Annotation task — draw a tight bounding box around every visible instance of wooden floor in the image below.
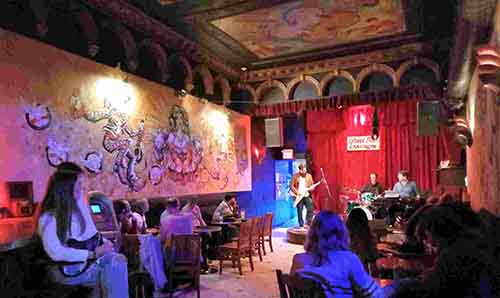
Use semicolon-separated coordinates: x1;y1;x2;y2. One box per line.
171;227;304;298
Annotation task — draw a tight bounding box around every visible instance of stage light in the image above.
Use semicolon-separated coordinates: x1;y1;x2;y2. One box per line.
95;78;136;115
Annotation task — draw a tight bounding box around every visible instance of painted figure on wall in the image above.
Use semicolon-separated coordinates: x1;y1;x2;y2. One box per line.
72;91;147;192
24;103;52;130
46;138;69;167
153;105;203;183
83;151;103;174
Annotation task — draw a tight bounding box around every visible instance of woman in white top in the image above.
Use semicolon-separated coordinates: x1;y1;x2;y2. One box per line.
290;211;399;298
37;162;129;298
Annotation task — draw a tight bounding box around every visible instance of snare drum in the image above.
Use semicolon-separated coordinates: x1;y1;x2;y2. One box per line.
349;206;374;221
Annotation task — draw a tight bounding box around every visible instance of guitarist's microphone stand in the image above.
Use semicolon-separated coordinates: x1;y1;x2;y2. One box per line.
320;168;333;209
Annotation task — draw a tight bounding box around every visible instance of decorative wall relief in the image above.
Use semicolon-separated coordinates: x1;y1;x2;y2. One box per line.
0;30;251;201
153;105;203;183
46;139;69;167
24;103;52;130
83;151;103;174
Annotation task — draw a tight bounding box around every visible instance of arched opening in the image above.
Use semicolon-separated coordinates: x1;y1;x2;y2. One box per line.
291;81;317;100
210;82;224;105
400;65;438;86
166;56;188;91
192;72;206;99
261;87;286;104
46;8;88;58
137;47;162;83
359;72;394;92
229;88;253;114
324;76;354;96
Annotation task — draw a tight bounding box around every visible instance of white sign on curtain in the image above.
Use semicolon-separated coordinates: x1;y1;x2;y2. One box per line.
346;136;380;151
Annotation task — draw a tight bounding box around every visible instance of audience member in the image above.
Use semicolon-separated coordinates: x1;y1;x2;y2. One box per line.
131;198;150;234
182;197;207;227
345;208;380;267
290;211;400;298
114;199;138;234
37;162;128;298
412;206;499;297
212;194;238;222
159;197;193;245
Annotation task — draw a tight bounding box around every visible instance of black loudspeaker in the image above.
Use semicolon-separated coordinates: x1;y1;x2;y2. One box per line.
264;117;284;148
417;101;440;136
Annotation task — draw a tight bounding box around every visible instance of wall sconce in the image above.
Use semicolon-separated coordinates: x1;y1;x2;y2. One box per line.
254;147;265;164
176;89;188;98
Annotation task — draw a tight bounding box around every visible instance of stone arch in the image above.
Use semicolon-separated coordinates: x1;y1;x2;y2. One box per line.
356;63;396;91
101;20;138;72
138;39;168;83
319;70;357;94
256;80;288;102
234;83;257;103
214;75;231;105
396;58;441;86
286;75;321;99
193;64;214;95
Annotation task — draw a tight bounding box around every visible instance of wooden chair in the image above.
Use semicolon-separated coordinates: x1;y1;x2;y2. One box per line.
122;234;154;298
262;213;274;254
166;234;201;298
251;217;265;262
218;220;254;275
275;270;326;298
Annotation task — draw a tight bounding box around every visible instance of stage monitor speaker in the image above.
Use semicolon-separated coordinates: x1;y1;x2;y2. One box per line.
417;101;440;136
265;117;283;148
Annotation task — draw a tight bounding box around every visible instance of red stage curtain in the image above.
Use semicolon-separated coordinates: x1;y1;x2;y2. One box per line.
306;100;459;213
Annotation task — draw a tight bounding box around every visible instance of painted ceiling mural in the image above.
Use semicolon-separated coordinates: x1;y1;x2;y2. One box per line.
211;0;406;58
0;29;251;201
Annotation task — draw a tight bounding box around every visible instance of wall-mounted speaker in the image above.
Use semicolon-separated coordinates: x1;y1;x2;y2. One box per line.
417;101;440;136
264;117;283;148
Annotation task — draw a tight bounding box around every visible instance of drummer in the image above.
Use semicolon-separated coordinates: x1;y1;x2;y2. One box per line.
361;173;385;196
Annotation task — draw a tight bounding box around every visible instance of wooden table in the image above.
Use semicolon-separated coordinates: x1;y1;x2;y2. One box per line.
210;219;245;225
193;226;222;234
146;227;160;236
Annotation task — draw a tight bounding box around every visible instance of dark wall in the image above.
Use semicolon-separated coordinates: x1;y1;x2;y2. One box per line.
236;115;307;226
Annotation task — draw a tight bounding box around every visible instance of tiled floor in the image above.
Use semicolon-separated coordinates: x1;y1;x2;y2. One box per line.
174;227;304;298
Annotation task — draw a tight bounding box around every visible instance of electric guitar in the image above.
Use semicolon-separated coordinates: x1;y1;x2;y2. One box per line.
291;177;325;207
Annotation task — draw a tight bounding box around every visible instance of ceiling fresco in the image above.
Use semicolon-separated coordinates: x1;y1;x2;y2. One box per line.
211;0;406;58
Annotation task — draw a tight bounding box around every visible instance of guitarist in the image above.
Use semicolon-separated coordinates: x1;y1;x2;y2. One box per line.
290;164;323;228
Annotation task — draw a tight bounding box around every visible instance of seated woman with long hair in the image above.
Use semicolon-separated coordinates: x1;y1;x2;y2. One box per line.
37;162;129;298
290;211;397;298
345;208;380;268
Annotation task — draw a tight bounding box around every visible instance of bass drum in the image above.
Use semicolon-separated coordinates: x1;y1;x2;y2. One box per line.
348;206;373;221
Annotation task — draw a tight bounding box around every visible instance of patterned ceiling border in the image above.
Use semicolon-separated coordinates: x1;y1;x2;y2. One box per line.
244;42;431;83
81;0;198;58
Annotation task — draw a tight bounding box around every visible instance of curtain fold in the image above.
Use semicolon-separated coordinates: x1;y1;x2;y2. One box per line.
306;99;459;214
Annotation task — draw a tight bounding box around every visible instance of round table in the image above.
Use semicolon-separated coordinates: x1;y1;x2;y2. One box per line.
193;226;222;234
210;219;245;225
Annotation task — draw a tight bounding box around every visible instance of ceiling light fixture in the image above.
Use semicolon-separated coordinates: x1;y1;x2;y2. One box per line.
241;66;248;72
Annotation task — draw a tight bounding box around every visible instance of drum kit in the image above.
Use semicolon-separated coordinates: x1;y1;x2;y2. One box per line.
345;191;396;220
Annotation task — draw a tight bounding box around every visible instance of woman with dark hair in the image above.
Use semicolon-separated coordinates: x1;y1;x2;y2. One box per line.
290;211;394;298
37;162;129;298
345;208;380;268
414;206;498;297
114;199;138;234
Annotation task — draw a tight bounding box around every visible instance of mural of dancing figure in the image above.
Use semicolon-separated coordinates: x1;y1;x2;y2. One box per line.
73;91;147;191
153;105;203;183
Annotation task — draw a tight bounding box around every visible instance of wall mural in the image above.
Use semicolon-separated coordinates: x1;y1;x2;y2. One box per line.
0;29;251;201
211;0;406;58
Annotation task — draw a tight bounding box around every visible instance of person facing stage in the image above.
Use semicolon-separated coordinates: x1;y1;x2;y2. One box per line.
360;173;384;195
290;164;323;228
